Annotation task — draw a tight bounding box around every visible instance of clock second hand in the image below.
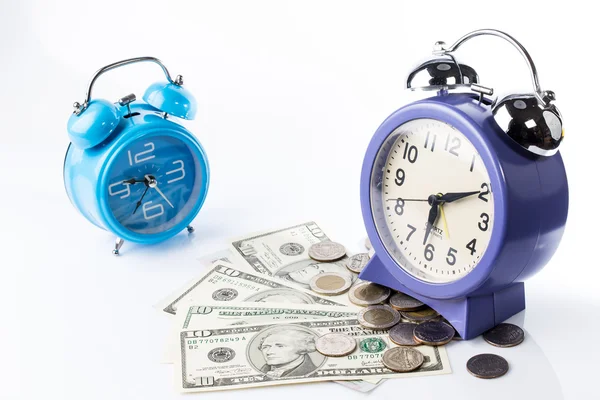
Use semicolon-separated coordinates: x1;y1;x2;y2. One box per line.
145;175;175;209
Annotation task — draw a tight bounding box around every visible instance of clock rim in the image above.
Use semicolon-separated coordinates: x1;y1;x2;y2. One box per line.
97;120;209;244
362;98;507;299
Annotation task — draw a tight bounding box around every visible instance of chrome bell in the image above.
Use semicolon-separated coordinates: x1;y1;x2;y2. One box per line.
492;92;563;157
406;58;479;91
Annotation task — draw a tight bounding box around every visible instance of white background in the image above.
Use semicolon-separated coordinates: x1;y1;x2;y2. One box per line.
1;1;598;399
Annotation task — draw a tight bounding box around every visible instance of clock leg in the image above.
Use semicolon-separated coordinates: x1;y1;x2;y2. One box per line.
113;238;124;255
186;225;195;234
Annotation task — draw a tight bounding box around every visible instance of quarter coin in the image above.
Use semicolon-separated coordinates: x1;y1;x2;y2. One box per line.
382;347;424;372
466;354;509;379
388;291;425;311
413;321;455;346
483;323;525;348
309;272;352;295
316;333;357;357
358;305;401;330
388;323;419;346
308;241;346;262
400;307;440;322
348;281;391;306
346;253;370;274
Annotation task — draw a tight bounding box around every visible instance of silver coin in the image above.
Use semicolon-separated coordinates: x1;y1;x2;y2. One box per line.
309;272;352;295
348;281;391;306
413;321;455;346
400;307;440;322
467;354;509;379
483;323;525;348
382;347;424;372
388;291;425;311
346;253;370;274
316;333;357;357
308;241;346;262
358;305;401;330
388;322;419;346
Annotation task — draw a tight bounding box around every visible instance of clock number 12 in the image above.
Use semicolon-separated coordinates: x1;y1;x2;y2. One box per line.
128;142;155;165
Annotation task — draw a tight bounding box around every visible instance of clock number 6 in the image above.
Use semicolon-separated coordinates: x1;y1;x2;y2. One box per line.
142;201;165;220
424;244;435;261
394;198;405;216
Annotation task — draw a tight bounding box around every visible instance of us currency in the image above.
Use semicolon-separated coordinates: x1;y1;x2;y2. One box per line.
158;261;346;316
177;318;451;392
229;222;355;287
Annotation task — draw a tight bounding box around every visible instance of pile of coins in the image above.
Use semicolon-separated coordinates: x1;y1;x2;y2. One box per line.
307;240;525;379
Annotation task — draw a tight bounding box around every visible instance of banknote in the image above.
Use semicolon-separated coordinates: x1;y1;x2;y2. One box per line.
229;222;356;291
177;302;358;330
163;302;359;364
158;261;346;315
176;318;451;392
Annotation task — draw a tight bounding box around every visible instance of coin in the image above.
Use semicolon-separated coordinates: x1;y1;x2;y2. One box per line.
382;347;424;372
365;237;372;250
316;333;357;357
483;323;525;348
346;253;370;274
466;354;509;379
309;272;352;295
388;322;420;346
348;281;391;306
308;241;346;262
413;321;455;346
388;291;425;311
358;305;401;330
400;307;440;322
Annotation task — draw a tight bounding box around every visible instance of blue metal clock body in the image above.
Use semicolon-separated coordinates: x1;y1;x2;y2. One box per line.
359;92;568;339
64;57;209;251
64;101;209;244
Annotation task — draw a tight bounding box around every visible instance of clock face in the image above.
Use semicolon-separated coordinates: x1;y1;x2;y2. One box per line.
106;135;203;234
370;118;495;284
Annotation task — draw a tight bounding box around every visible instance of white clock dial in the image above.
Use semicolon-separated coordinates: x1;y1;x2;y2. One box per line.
370;118;495;284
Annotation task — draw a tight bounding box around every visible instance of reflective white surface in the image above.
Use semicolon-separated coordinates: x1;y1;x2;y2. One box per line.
1;1;598;399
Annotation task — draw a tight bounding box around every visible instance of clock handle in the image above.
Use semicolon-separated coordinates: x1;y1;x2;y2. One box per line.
73;57;183;115
432;29;549;105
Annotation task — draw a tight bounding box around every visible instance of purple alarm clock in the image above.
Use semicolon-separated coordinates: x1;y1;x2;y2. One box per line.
359;29;568;339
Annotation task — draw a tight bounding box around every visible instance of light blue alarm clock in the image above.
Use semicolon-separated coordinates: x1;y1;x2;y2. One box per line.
64;57;209;254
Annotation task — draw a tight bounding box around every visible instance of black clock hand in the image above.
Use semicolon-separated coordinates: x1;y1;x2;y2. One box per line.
123;178;146;185
132;186;149;215
386;198;429;202
423;195;440;245
438;191;480;203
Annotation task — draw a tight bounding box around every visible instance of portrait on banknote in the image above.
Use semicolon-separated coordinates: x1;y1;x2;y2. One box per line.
248;325;326;379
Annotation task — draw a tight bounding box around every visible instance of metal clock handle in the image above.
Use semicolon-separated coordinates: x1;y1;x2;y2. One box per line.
73;56;184;115
433;29;553;105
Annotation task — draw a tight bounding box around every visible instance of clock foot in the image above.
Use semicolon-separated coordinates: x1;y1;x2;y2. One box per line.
186;225;195;234
113;238;125;255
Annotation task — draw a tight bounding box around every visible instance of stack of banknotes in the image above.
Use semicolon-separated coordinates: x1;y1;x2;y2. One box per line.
156;222;452;393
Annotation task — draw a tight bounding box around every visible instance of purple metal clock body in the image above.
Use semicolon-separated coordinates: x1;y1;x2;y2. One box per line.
359;92;568;339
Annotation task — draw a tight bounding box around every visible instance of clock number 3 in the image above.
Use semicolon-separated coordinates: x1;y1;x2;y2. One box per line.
166;160;186;184
128;142;155;165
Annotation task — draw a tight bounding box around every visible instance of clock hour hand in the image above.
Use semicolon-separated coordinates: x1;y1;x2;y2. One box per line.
438;190;480;203
123;178;146;185
423;195;440;245
132;186;149;215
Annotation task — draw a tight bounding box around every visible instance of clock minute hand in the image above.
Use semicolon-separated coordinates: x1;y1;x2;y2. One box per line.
423;195;440;245
438;190;480;204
